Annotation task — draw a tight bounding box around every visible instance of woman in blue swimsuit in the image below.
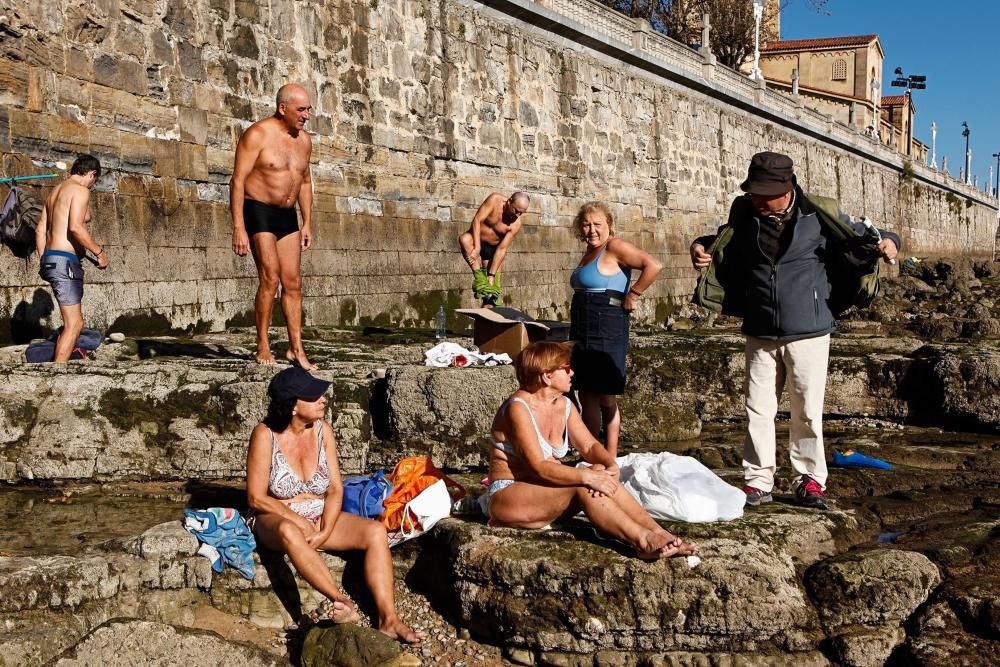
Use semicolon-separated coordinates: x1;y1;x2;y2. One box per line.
570;201;663;456
486;342;694;559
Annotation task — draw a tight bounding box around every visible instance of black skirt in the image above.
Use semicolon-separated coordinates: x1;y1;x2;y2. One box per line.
570;290;629;395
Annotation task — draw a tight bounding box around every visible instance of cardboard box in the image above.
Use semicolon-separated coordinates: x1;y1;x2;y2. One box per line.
455;307;552;358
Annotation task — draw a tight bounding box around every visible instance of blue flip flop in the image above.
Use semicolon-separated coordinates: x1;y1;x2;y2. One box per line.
833;449;894;470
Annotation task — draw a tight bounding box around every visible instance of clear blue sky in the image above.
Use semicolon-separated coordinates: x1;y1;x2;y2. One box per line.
781;0;1000;190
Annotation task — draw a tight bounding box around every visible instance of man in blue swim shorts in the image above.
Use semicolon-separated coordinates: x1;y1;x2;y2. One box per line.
34;154;108;362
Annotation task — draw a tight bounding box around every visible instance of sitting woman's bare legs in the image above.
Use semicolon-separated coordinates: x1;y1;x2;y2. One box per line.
489;482;695;559
253;513;358;621
318;513;426;643
596;483;696;557
570;487;679;559
488;482;579;528
253;512;425;642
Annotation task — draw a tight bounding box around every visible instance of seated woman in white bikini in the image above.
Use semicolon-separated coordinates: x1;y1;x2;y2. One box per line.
246;367;425;643
486;341;695;559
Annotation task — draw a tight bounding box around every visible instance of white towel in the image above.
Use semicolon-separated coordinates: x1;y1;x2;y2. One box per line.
424;342;512;367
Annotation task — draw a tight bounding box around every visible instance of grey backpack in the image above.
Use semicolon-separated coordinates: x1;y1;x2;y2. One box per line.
1;186;43;258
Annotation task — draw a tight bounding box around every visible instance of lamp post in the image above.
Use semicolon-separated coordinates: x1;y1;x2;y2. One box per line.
749;0;765;81
993;152;1000;198
994;153;1000;260
870;78;880;141
890;67;927;156
962;122;971;185
930;122;937;169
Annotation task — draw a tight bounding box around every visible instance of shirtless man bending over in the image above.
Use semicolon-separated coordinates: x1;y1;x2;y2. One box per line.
231;83;316;369
35;154;108;362
458;191;529;307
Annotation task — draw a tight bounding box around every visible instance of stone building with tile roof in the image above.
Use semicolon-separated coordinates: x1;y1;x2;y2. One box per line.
758;34;926;160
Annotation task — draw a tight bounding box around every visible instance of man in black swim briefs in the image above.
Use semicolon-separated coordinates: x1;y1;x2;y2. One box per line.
230;83;317;370
242;199;299;240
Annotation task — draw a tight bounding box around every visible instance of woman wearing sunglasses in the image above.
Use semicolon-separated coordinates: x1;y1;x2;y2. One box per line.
484;341;694;559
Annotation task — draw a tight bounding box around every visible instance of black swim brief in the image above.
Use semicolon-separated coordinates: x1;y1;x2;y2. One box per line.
244;199;299;240
480;241;498;263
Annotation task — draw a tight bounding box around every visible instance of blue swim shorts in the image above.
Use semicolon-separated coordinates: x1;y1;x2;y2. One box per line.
39;250;84;307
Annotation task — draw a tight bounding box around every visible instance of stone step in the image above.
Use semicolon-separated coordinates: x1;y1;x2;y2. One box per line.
1;332;996;482
49;618;287;666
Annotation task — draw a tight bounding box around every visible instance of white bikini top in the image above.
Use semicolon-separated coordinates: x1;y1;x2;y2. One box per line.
491;396;571;460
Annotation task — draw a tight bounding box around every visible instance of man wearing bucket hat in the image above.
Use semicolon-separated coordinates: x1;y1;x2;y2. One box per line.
689;152;900;510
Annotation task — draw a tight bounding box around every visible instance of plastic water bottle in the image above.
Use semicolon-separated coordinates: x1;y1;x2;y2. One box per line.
435;305;447;339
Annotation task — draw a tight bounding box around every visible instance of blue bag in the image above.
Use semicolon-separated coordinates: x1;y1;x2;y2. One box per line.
25;327;103;363
25;340;86;362
342;470;393;519
49;326;103;350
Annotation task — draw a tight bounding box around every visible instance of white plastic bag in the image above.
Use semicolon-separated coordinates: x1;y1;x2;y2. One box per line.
400;479;452;537
616;452;744;523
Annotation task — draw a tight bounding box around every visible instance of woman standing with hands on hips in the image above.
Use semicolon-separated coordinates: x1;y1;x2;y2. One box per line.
570;201;663;457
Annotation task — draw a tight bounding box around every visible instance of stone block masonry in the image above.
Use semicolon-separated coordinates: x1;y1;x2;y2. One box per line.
0;0;995;340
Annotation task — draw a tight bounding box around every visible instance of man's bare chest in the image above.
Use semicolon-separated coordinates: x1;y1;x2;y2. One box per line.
257;141;309;174
481;216;512;237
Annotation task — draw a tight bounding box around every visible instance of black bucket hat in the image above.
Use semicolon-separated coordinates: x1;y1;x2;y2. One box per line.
740;152;795;196
268;367;330;402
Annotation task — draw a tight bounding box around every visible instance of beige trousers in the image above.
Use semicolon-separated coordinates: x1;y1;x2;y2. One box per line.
742;334;830;492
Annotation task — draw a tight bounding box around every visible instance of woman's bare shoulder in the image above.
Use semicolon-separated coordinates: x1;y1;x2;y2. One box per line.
607;236;637;254
249;423;272;445
319;419;336;442
504;392;532;412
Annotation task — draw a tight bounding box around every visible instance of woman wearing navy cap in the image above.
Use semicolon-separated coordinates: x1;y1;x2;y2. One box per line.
245;367;424;643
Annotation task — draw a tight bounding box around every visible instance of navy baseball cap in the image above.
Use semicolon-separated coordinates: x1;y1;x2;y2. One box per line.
268;367;330;402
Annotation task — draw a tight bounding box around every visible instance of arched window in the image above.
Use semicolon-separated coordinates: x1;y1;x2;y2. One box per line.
832;59;848;81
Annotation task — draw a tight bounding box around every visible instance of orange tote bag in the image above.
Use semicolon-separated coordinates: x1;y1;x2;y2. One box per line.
382;456;465;531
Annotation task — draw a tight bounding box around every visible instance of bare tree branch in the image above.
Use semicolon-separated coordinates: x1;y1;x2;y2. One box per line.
593;0;822;70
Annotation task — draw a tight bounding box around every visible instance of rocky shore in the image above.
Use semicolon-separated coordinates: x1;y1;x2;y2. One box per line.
0;259;996;665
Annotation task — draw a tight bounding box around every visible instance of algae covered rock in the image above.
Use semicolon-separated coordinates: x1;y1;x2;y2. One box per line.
626;334;745;429
117;520;199;559
805;549;940;630
828;626;905;667
903;601;1000;666
414;517;823;655
0;555;119;613
301;623;402;667
901;346;1000;429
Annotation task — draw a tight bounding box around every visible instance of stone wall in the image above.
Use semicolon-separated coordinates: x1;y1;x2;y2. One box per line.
0;0;995;341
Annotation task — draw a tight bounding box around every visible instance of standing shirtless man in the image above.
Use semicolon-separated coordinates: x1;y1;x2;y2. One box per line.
35;154;108;362
458;191;529;307
231;83;316;369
